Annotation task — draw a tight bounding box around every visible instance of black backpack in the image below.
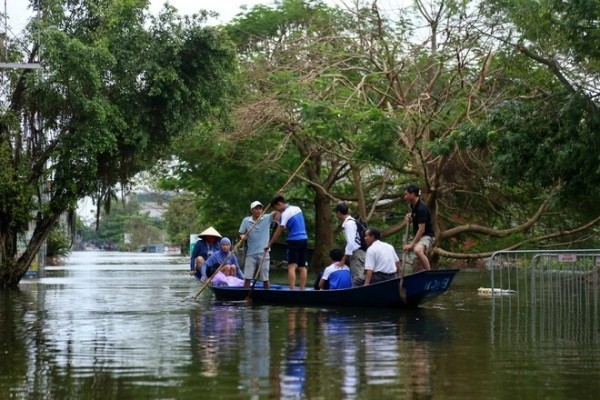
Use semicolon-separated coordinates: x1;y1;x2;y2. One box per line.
351;217;368;251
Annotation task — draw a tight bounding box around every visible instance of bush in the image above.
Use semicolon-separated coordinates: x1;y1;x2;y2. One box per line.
46;227;71;265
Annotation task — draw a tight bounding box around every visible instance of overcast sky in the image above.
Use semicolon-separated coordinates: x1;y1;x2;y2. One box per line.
4;1;339;32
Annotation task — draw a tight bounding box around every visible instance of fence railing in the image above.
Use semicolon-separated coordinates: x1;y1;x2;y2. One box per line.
486;250;599;343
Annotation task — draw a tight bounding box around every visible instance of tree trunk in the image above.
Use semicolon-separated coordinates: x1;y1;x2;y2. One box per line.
426;190;440;268
0;228;19;288
0;213;59;287
310;190;334;272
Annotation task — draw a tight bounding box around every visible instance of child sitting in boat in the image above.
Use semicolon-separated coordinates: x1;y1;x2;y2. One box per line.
318;248;352;290
201;237;245;283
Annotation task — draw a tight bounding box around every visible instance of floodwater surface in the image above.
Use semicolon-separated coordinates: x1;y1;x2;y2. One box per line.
1;251;599;399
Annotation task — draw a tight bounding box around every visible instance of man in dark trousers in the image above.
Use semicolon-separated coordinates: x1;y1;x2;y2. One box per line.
403;184;434;271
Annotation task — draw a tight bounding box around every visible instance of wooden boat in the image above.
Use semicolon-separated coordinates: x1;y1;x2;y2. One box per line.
209;269;459;308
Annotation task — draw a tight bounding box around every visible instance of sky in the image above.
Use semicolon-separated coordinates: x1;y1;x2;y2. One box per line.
3;1;341;33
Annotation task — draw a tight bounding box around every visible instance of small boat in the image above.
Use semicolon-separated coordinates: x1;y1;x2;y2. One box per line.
209;269;459;308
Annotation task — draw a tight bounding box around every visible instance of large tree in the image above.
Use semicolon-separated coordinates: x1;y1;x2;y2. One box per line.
0;0;236;287
170;0;600;269
483;0;600;201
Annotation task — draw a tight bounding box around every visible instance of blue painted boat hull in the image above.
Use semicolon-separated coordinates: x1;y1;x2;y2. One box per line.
209;269;458;308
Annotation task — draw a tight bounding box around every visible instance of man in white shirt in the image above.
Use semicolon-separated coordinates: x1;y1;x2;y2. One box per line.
334;202;366;283
354;227;400;286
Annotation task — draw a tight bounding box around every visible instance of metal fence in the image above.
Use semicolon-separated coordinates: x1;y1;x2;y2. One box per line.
485;250;600;344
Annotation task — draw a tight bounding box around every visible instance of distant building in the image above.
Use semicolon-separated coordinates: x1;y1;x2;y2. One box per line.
133;192;174;219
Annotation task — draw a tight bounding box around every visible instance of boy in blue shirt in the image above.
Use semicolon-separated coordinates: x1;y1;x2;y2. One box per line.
265;194;308;290
319;248;352;290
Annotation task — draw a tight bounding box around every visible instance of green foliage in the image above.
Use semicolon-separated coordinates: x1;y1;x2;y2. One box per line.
169;128;286;236
0;143;34;232
486;0;600;67
1;0;237;285
124;215;163;251
162;194;203;253
487;92;600;209
75;217;96;245
93;199;162;249
45;226;71;263
166;0;600;266
227;0;334;53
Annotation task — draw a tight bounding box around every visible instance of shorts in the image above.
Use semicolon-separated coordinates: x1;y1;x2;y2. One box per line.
286;239;308;267
244;253;270;281
416;236;434;252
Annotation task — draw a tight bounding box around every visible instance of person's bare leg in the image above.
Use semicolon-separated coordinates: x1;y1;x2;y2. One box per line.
263;281;270;289
414;245;431;270
299;267;307;290
195;256;205;274
288;263;297;290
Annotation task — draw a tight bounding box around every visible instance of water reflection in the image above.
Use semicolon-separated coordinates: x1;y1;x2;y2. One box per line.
239;308;270;399
190;305;244;377
1;252;599;399
316;309;446;399
364;318;400;385
0;289;36;397
280;308;308;398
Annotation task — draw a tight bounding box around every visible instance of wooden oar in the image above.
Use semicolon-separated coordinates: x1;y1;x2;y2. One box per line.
193;153;312;300
399;222;410;303
245;250;268;305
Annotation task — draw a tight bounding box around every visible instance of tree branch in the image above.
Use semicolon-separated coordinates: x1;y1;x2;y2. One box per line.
515;44;577;95
439;189;558;240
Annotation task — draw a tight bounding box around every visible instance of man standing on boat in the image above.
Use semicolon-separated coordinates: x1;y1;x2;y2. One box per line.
403;184;433;271
239;201;279;289
355;227;400;286
334;202;366;283
265;194;309;291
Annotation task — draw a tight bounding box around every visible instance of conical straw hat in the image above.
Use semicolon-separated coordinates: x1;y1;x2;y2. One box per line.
198;226;222;238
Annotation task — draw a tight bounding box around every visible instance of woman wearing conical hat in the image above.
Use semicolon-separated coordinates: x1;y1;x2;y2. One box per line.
189;227;222;279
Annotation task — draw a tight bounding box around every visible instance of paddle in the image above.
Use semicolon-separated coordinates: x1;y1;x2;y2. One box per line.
399;222;410;303
245;250;268;305
193;153;312;300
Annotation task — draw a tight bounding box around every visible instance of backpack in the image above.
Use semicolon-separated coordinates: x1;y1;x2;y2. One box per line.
351;217;368;251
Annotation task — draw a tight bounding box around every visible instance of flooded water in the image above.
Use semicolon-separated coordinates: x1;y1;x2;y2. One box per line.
1;251;599;399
